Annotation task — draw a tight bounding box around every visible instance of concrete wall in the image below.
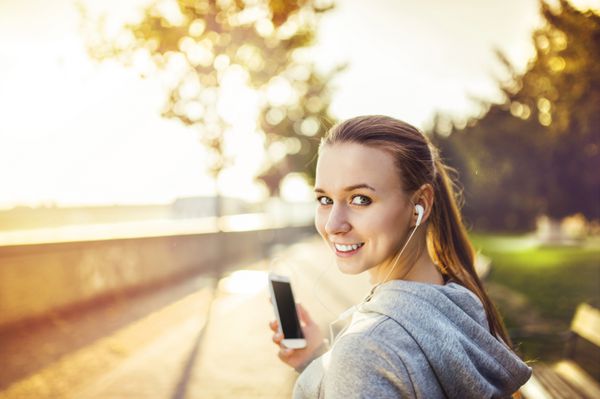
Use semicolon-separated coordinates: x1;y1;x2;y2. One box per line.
0;216;315;330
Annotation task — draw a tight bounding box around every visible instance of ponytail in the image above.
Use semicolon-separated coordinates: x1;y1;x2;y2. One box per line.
428;158;513;347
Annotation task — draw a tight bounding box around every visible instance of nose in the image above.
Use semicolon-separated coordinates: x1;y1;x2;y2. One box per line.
324;204;351;235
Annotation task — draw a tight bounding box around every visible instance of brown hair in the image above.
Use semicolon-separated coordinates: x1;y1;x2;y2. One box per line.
320;115;511;346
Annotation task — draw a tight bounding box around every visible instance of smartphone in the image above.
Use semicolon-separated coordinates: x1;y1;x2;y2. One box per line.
268;273;307;349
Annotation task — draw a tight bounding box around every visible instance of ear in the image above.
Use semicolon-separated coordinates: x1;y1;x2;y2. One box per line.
411;183;434;227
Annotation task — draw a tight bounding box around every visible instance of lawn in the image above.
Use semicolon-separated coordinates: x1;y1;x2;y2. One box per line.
469;232;600;362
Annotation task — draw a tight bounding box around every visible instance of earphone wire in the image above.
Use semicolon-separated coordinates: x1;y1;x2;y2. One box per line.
367;204;423;300
377;222;420;291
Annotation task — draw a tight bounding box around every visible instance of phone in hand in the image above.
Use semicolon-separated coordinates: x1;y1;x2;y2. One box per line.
268;273;307;349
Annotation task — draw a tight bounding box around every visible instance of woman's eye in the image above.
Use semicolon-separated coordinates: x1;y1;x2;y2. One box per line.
316;196;332;205
351;195;372;205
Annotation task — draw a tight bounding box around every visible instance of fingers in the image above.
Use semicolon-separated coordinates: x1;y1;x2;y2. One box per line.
272;329;286;354
273;331;296;363
270;319;283;346
268;297;288;353
272;331;283;344
278;346;294;360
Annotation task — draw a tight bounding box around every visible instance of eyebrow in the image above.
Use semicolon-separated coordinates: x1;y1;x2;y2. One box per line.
314;183;376;193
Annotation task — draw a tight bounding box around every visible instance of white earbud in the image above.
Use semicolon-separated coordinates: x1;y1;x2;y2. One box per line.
415;204;424;227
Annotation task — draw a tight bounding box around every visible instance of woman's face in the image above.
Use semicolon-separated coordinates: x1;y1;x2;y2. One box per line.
314;142;413;277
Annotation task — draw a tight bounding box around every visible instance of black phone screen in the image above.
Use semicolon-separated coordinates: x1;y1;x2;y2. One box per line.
272;280;304;339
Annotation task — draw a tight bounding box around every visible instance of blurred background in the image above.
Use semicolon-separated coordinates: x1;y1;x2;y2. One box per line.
0;0;598;398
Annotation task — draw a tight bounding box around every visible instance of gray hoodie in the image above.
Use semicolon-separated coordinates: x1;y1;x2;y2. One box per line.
293;280;532;398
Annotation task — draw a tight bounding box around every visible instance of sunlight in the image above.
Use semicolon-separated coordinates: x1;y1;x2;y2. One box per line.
217;65;259;126
266;76;294;107
219;270;268;295
280;173;313;202
218;170;269;203
4;0;594;210
0;0;273;209
219;213;266;232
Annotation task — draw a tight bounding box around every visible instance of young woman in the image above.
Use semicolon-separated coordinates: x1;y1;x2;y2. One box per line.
269;115;531;398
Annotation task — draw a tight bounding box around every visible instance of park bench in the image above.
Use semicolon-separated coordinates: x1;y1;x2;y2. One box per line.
521;303;600;399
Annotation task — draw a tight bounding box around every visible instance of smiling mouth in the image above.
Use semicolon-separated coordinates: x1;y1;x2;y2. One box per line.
333;242;364;256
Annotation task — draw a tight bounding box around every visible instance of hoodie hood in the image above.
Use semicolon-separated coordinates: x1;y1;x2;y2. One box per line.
357;280;532;398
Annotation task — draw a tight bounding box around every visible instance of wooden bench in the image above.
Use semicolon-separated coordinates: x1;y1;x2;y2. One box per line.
521;303;600;399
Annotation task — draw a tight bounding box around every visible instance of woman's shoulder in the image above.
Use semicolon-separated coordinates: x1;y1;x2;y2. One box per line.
294;325;420;399
339;310;409;345
330;326;409;371
336;310;427;362
324;323;418;398
334;281;490;357
360;280;489;330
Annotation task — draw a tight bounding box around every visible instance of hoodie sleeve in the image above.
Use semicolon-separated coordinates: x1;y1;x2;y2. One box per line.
322;332;417;399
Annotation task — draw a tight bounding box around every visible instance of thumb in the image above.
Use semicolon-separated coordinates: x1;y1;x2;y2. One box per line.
296;303;314;325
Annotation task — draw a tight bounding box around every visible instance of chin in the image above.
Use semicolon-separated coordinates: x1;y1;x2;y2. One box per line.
335;260;365;275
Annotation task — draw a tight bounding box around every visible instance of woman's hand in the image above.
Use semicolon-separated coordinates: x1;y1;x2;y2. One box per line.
269;302;326;370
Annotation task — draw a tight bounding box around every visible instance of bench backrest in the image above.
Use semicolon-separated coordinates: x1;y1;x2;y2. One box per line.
571;303;600;347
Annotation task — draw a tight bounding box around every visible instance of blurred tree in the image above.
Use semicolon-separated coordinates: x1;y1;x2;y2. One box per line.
81;0;338;201
431;0;599;231
257;64;341;195
510;0;600;220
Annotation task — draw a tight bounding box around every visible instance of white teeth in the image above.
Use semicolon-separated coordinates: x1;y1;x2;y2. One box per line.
334;243;363;252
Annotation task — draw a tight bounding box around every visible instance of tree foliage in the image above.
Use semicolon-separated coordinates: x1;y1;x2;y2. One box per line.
431;0;600;231
82;0;338;194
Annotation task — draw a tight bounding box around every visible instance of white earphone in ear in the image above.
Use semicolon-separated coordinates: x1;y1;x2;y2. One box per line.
415;204;424;227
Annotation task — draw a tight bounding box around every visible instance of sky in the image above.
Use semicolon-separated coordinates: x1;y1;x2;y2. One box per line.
311;0;540;125
0;0;598;209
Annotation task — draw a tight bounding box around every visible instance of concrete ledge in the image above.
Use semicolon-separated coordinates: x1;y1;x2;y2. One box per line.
0;216;315;330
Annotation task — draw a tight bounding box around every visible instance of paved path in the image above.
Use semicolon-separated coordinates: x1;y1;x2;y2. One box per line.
0;235;371;399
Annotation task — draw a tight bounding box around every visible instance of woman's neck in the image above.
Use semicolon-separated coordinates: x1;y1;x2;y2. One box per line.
371;241;444;286
402;250;444;285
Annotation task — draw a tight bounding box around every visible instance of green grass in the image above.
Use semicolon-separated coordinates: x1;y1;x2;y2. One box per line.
469;232;600;361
